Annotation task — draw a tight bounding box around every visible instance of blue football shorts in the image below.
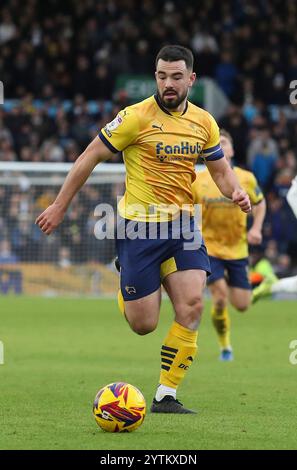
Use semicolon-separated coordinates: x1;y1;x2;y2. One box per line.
207;256;251;290
116;216;211;301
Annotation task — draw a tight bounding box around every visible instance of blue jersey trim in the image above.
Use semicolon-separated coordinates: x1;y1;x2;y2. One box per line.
202;143;221;154
98;131;119;153
205;149;224;161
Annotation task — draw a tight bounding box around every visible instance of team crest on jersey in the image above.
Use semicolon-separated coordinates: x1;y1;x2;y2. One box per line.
105;114;124;136
189;122;197;131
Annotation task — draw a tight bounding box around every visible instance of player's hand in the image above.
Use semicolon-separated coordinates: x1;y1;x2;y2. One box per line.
232;189;251;213
35;204;65;235
247;227;262;245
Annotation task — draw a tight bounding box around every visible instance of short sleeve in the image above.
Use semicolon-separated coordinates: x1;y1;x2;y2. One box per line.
201;114;224;161
247;173;264;205
99;107;139;153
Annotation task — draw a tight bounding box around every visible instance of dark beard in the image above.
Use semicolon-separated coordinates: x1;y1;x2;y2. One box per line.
157;90;188;110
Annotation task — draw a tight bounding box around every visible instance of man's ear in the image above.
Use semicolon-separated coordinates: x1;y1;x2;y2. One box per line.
189;72;196;87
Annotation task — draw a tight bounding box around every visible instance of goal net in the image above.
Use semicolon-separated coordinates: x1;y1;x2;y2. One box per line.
0;162;125;297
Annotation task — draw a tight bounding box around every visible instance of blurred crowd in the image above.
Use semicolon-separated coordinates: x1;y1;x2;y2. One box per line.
0;0;297;270
1;0;297;102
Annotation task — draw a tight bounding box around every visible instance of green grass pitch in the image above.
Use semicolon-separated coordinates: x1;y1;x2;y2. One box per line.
0;296;296;450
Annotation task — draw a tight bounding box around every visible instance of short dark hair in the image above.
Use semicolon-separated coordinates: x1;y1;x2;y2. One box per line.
155;45;194;71
220;128;233;144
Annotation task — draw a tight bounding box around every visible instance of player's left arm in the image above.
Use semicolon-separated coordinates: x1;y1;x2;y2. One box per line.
205;157;251;213
246;174;266;245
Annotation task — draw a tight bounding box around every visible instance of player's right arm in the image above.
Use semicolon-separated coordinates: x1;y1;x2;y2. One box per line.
35;136;114;235
36;107;139;235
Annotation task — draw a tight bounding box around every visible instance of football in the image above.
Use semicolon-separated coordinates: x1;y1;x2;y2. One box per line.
93;382;146;432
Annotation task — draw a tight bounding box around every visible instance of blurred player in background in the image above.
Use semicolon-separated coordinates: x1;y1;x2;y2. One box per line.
36;45;251;412
252;272;297;302
192;130;266;361
252;175;297;302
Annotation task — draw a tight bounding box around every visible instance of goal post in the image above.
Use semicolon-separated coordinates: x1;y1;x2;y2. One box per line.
0;162;126;297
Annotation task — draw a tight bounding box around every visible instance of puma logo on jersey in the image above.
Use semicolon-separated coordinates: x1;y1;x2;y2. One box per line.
152;123;164;132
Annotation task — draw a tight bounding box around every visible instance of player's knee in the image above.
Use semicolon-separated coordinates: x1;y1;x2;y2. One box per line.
129;318;157;336
132;325;156;336
175;295;204;329
234;301;250;313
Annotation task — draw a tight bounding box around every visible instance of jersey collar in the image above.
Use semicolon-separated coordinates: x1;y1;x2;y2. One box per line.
154;94;188;116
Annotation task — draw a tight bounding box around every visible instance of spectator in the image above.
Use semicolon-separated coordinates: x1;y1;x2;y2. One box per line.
58;246;72;268
0;10;16;44
215;51;238;99
0;239;18;264
247;127;279;190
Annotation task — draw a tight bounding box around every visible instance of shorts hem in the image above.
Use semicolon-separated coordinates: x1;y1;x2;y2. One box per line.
207;276;251;289
121;283;161;301
207;274;224;285
228;282;252;290
162;265;211;281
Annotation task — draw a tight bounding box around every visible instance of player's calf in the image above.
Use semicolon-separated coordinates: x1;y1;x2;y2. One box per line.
214;297;228;312
152;270;206;413
209;280;232;354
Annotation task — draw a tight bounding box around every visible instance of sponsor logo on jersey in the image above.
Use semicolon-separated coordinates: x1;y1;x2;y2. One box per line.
156;141;202;162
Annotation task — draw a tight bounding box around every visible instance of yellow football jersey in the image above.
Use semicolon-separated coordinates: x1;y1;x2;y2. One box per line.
192;166;264;259
99;94;223;222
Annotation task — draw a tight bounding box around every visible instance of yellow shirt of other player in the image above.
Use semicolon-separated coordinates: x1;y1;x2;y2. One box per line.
99;95;224;222
192;166;263;259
